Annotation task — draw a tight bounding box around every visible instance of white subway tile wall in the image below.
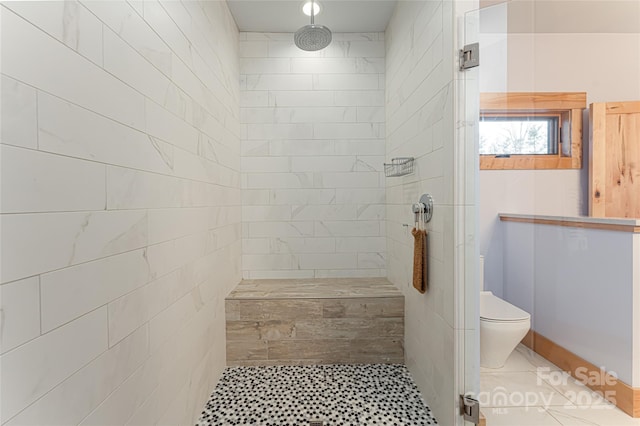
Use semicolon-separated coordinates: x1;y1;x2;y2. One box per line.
0;1;241;425
240;32;387;278
385;0;459;423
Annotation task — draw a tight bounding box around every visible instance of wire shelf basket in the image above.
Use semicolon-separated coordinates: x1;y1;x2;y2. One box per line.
384;157;415;177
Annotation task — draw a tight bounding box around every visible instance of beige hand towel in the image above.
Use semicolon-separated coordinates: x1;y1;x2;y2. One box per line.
411;228;428;293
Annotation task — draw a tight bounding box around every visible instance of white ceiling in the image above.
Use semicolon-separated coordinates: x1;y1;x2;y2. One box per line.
226;0;398;33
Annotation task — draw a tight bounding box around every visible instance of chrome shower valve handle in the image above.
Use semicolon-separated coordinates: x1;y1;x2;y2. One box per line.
411;194;434;226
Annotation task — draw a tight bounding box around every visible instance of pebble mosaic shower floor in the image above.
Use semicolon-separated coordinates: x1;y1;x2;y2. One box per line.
196;364;438;426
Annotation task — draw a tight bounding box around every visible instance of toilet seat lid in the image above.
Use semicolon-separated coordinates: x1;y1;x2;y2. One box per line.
480;293;530;322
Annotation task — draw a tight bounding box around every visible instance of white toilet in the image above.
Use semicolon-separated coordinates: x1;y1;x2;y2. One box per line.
480;256;531;368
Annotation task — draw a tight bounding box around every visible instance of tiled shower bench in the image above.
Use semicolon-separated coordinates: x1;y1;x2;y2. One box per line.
225;278;404;366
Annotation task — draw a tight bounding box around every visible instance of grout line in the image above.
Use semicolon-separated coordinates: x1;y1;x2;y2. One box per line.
0;142;241;190
104;165;108;211
0;204;245;215
101;22;104;67
38;275;43;335
35;90;40;150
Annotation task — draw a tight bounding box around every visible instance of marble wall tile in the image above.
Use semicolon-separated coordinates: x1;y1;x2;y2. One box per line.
314;123;382;139
295;253;358;270
108;270;180;347
0;75;37;149
37;93;175;175
242;254;293;270
331;40;385;57
241;156;290;173
267;91;334;107
144;98;199;154
268;140;334;156
1;210;148;284
0;308;108;421
4;1;103;66
1;1;241;423
357;252;387;269
240;91;269;107
270;237;336;254
336;236;386;253
240;58;291;74
291;58;360;74
4;324;148;426
240;237;277;254
75;351;155;426
1;7;145;130
357;106;386;123
291;156;356;172
102;26;176;113
356;203;386;219
81;0;171;74
106;166;183;210
335;188;385;204
334;90;385;106
0;277;40;354
269;189;336;205
147;207;210;245
127;1;144;16
244;172;314;189
247;221;314;238
246;123;314;140
148;288;202;352
169;56;226;124
40;249;151;333
314;171;381;188
245;74;312;91
290;205;356;221
312;74;380;91
141;2;186;58
241;107;357;124
239;41;268;58
314;220;381;237
241;205;292;222
0;145;106;213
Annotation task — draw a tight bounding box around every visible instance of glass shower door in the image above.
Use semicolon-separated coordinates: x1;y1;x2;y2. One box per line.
456;4;480;425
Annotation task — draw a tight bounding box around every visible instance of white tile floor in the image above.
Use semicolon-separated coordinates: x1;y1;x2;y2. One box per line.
480;345;640;426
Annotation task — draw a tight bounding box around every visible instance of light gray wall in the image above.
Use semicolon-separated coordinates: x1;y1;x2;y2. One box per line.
239;32;387;279
503;221;638;386
0;1;241;424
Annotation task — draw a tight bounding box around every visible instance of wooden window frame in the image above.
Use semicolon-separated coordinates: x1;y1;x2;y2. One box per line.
480;92;587;170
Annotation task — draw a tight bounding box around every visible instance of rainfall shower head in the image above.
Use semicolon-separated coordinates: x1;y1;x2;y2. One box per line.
294;24;332;51
294;0;332;51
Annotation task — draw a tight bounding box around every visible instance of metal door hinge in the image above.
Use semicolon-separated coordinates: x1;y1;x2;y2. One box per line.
460;394;480;424
459;42;479;70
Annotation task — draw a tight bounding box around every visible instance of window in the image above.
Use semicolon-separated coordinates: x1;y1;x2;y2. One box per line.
479;92;586;170
480;113;560;155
